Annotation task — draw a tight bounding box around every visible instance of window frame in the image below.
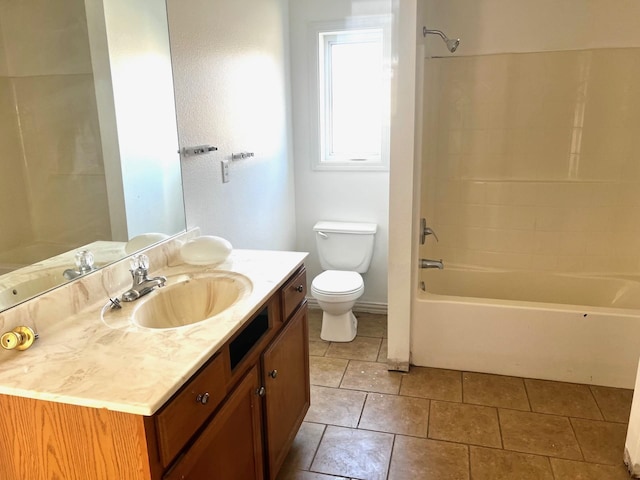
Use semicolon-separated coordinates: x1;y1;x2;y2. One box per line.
309;17;391;172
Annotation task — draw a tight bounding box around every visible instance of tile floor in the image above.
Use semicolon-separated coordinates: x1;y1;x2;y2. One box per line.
277;310;635;480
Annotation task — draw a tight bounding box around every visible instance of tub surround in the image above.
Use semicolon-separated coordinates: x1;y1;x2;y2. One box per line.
0;232;308;415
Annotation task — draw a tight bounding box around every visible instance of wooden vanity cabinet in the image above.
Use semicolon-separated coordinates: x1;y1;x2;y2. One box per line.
0;266;309;480
262;302;309;479
162;266;309;480
163;365;264;480
158;266;309;480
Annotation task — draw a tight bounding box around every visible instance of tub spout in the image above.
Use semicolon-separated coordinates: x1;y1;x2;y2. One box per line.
420;258;444;269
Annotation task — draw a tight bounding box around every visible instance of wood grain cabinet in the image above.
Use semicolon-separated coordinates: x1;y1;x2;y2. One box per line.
0;266;310;480
163;365;264;480
263;297;310;479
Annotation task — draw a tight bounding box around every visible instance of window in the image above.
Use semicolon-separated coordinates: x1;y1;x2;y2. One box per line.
312;21;390;170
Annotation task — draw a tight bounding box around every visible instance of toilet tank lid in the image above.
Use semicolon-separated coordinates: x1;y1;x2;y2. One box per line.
313;221;377;234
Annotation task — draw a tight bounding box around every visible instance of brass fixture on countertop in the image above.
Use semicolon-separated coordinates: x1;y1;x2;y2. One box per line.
1;326;38;351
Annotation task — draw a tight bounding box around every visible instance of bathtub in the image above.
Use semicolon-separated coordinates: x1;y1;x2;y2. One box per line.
411;267;640;388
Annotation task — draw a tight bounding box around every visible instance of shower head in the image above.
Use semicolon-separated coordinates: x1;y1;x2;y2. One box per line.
445;38;460;53
423;27;460;53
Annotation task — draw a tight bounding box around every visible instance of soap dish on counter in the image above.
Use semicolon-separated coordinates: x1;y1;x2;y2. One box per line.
180;236;232;265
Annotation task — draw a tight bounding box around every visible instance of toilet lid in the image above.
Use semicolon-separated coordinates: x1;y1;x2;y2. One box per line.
312;270;363;295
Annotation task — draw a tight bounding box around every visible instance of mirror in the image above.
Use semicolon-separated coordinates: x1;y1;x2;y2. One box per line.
0;0;185;312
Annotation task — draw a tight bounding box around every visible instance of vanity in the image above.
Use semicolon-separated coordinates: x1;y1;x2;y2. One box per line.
0;238;309;480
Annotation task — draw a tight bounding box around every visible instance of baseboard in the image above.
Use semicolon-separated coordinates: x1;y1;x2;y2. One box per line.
306;297;388;315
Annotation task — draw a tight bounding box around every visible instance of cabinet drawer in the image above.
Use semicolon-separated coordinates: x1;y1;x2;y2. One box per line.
281;268;306;321
156;352;227;467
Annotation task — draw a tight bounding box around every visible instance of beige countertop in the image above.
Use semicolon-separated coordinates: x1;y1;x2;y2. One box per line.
0;249;307;416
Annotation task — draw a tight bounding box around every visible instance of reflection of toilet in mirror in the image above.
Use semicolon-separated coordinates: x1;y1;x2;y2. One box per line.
310;221;377;342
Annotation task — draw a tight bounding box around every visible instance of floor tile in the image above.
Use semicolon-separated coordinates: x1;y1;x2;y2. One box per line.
499;409;582;460
525;379;602;420
304;386;366;428
550;458;632;480
296;314;634;480
277;471;349;480
463;372;530;411
388;435;469;480
377;338;387;363
311;425;393;480
354;312;387;338
325;336;382;361
590;385;633;423
278;422;326;473
340;360;402;394
309;340;330;357
400;366;462;402
429;401;501;448
469;446;553;480
310;357;348;388
359;393;429;437
308;310;323;342
571;418;627;465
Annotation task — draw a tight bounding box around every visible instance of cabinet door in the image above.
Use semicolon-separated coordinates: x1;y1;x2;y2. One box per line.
163;366;264;480
262;303;310;479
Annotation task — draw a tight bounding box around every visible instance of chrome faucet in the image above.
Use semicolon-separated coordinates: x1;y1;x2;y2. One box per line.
63;250;97;280
121;254;166;302
420;258;444;269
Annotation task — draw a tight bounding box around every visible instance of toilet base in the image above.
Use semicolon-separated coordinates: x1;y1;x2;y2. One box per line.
320;310;358;342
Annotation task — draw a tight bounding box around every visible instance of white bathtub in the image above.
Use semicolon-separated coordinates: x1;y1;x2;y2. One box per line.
411;267;640;388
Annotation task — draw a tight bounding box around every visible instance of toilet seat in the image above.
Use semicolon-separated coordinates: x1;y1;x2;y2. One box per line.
311;270;363;296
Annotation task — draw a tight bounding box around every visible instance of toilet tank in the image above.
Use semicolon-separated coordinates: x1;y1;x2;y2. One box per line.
313;221;377;273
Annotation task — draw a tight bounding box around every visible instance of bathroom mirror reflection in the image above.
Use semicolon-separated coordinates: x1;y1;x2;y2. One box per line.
0;0;186;312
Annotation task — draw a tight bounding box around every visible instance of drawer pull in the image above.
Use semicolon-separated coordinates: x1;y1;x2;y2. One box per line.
269;369;278;379
256;386;266;397
294;285;304;293
196;392;210;405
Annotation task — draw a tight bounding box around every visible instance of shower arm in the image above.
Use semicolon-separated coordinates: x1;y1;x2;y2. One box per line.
423;27;446;41
423;27;460;53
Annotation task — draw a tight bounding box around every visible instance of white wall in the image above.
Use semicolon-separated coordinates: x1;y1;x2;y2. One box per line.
167;0;296;251
289;0;391;306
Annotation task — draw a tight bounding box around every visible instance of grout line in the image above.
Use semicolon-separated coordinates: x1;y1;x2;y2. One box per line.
385;434;396;480
523;378;534;412
427;400;434;439
566;417;586;462
496;408;504;450
468;441;472;480
306;422;328;474
337;359;350;389
356;392;369;429
548;455;557;480
587;384;606;421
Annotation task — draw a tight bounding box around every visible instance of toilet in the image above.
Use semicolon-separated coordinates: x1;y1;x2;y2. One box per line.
310;221;377;342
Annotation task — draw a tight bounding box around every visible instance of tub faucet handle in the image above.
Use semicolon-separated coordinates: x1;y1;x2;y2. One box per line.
420;218;439;244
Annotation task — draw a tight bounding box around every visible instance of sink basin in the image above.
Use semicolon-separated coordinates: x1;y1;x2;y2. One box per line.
131;272;252;329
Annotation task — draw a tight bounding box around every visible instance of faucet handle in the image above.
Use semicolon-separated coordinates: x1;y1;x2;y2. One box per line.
420;218;439;244
75;250;95;273
130;254;149;271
